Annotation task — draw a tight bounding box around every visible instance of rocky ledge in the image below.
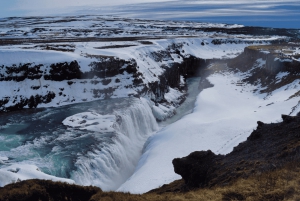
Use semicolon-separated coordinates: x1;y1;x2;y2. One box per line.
172;114;300;190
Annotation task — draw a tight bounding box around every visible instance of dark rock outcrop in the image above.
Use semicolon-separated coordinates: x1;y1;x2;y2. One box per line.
44;61;81;81
2;91;56;111
173;115;300;189
0;63;44;81
173;150;224;188
228;45;300;93
229;46;300;75
82;57;136;79
147;55;211;101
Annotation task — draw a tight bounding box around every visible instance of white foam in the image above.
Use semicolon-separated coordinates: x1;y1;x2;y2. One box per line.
69;98;158;191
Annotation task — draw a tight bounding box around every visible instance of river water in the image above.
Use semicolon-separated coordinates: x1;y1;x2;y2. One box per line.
0;77;201;190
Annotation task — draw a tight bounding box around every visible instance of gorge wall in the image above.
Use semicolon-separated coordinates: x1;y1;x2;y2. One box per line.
0;40;213;113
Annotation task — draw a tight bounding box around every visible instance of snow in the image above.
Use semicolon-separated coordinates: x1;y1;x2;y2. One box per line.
261;50;270;54
0;156;8;165
118;67;300;194
275;58;293;62
0;156;8;161
151;103;176;122
0;164;74;187
164;88;184;104
0;15;246;40
63;112;116;133
275;71;289;84
255;58;266;68
0;49;78;65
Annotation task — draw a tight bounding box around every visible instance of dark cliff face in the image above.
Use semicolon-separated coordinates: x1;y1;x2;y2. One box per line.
173;150;224;188
0;61;81;82
228;46;300;93
230;47;299;75
148;55;208;102
82;57;137;79
172;114;300;190
0;46;209;112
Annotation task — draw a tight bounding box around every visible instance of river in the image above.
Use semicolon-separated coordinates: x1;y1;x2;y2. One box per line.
0;77;201;190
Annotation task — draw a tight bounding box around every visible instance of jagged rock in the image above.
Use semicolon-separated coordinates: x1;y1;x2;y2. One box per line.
173;150;223;188
257;121;265;128
281;114;297;123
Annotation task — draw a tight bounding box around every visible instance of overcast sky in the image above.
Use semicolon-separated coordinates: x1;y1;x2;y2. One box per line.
1;0;300;28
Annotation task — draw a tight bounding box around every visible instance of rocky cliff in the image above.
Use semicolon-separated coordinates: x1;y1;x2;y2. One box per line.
228;44;300;94
0;48;208;113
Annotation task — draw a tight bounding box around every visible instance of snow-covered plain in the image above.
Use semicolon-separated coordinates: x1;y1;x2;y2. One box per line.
0;15;245;39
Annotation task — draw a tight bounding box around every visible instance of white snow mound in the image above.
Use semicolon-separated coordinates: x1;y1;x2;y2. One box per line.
0;164;74;187
63;112;116;133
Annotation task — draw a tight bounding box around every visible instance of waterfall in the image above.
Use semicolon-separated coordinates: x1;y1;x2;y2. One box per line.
68;98;158;191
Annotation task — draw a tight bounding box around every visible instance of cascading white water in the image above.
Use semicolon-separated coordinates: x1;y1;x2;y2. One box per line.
69;97;158;191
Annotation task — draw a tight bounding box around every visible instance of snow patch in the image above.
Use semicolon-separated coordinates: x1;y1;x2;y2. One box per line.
0;164;74;187
63;112;116;133
275;71;290;84
274;57;293;62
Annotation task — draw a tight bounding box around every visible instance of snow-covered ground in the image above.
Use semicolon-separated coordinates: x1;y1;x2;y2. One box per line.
0;164;74;187
0;15;245;39
118;63;300;193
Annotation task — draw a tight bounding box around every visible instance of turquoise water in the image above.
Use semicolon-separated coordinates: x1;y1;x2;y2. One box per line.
0;98;134;177
0;97;158;190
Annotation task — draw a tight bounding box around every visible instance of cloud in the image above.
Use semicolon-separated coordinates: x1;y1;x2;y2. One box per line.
13;0;172;10
1;0;300;28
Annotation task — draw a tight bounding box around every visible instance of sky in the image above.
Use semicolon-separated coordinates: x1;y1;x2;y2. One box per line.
0;0;300;29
